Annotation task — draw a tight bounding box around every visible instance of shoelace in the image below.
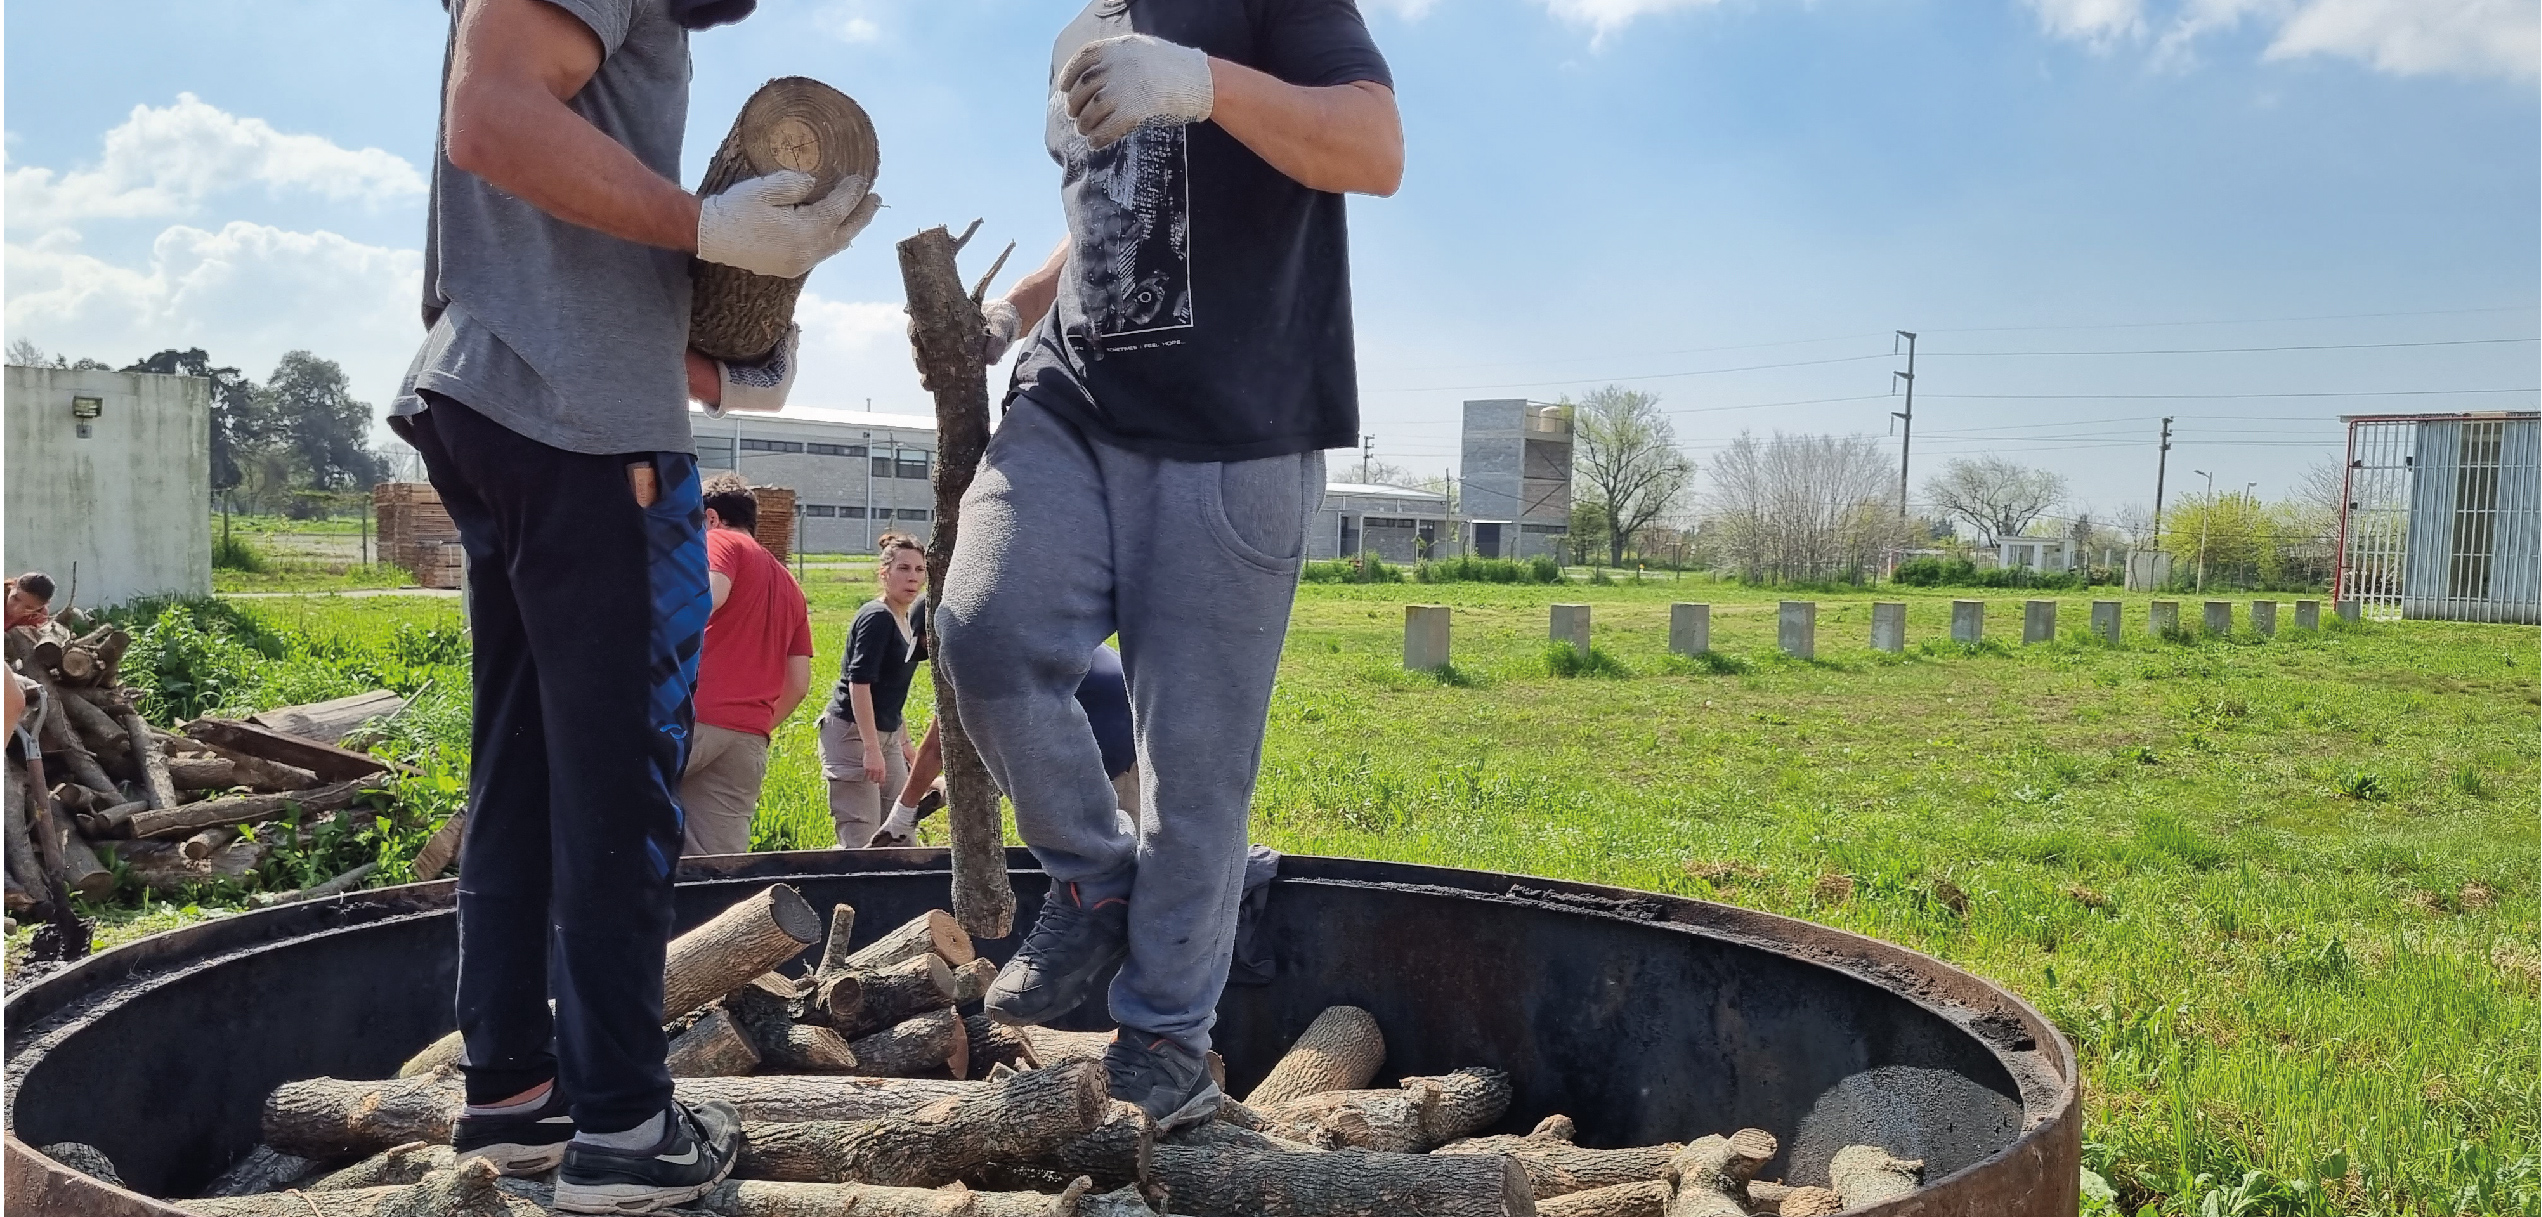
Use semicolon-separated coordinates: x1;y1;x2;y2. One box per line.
1019;897;1097;959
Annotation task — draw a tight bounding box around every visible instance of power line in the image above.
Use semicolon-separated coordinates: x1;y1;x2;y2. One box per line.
1919;303;2538;335
1925;387;2538;401
1927;337;2536;357
1367;353;1893;395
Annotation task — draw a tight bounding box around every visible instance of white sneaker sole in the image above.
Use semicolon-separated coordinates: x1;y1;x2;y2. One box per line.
454;1142;568;1176
1153;1082;1225;1134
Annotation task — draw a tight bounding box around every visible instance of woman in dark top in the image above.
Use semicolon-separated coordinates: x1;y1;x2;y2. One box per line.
816;534;928;847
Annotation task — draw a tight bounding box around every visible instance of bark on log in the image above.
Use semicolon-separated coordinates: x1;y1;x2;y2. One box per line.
966;1014;1036;1072
1662;1130;1776;1217
113;837;271;893
250;691;407;746
5;781;48;912
74;625;129;686
1262;1068;1511;1153
307;1142;454;1191
36;1141;122;1187
669;1006;767;1077
1150;1143;1537;1217
12;757;74;905
1079;1187;1164;1217
1018;1099;1153;1191
167;755;240;790
1436;1132;1680;1197
951;956;1001;1007
80;800;146;837
738;1060;1107;1187
675;1075;978;1123
848;908;976;971
900;223;1015;942
1017;1026;1113;1069
57;685;135;767
182;718;394;784
179;1159;536;1217
809;969;865;1028
182;827;236;860
1535;1181;1669;1217
851;1007;967;1078
410;811;464;880
123;779;370;840
1244;1006;1386;1107
183;738;321;792
841;951;958;1038
1746;1183;1842;1217
51;815;114;901
1827;1146;1921;1208
119;709;181;810
54;645;97;684
264;1068;466;1159
251;861;378;907
201;1145;322;1197
689;79;880;363
758;1022;865;1074
505;1176;1090;1217
815;903;858;975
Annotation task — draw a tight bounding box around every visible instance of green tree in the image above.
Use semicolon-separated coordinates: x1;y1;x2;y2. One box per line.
124;348;265;493
258;351;385;495
1569;385;1694;567
1567;499;1610;566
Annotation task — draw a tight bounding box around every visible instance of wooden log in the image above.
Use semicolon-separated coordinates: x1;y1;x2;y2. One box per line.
950;957;1000;1007
264;1068;466;1159
251;861;379;907
900;223;1016;942
409;810;465;880
50;814;114;901
36;1141;122;1187
182;718;394;784
118;709;180;810
1262;1068;1511;1154
676;1075;978;1124
5;778;48;913
201;1145;323;1197
739;1060;1107;1187
1437;1130;1680;1197
815;903;858;975
80;800;146;837
1662;1130;1776;1217
1150;1143;1537;1217
1745;1183;1842;1217
56;684;136;767
183;738;321;792
167;755;240;790
1536;1181;1668;1217
179;1159;536;1217
841;951;959;1038
690;78;880;363
669;1006;767;1077
112;837;271;894
505;1176;1090;1217
182;826;237;860
307;1142;454;1191
1079;1187;1164;1217
17;622;66;674
55;645;97;685
1244;1006;1385;1107
847;908;976;971
809;968;866;1028
1827;1146;1922;1209
11;757;73;905
123;779;371;840
1017;1099;1154;1191
851;1007;967;1079
725;972;864;1073
1017;1026;1113;1069
966;1014;1036;1072
250;690;408;745
73;625;129;687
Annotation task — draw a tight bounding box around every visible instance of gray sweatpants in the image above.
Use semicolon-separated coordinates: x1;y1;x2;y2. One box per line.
936;397;1321;1056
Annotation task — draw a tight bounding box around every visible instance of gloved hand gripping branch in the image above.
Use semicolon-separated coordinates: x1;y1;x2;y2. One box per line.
1058;34;1215;149
702;325;800;416
697;170;882;280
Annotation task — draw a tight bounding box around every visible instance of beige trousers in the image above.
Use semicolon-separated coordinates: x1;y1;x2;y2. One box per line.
818;713;907;849
679;723;771;857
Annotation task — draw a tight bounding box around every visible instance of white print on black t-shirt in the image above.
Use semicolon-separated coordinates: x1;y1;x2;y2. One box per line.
1054;99;1195;343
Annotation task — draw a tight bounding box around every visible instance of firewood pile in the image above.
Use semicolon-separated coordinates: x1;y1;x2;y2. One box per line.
375;481;466;589
40;882;1928;1217
750;486;797;562
4;619;412;926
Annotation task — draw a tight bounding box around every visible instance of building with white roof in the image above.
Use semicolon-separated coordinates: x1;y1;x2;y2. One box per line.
689;405;937;554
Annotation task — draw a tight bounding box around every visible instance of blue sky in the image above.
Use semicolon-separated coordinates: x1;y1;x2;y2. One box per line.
7;0;2534;518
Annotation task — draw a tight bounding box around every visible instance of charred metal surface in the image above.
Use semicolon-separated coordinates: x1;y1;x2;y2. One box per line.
4;849;2078;1215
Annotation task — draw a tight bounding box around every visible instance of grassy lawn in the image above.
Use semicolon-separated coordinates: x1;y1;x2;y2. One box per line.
17;576;2531;1215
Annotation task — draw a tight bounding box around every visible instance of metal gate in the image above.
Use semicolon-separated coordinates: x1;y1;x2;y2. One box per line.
2338;412;2541;624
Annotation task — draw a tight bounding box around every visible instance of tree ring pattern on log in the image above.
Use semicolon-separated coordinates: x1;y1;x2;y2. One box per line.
690;77;880;362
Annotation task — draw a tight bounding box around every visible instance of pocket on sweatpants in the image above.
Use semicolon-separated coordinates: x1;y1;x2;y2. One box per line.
1209;452;1313;567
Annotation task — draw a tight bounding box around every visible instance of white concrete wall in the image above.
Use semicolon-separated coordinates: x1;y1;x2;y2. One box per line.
6;366;212;606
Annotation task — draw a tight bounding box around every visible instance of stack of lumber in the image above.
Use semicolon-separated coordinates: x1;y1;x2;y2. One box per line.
90;881;1936;1217
751;485;797;562
1;623;406;920
374;482;464;589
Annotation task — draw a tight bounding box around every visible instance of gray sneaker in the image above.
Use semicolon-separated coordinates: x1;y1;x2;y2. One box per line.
551;1101;742;1214
982;881;1129;1027
1105;1031;1223;1132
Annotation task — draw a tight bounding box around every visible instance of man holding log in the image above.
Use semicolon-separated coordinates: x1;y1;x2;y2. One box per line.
933;0;1402;1130
389;0;878;1209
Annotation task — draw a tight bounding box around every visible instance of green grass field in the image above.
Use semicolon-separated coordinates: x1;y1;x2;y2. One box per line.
19;576;2534;1215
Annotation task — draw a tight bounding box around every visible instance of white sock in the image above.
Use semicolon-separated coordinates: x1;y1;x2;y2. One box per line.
463;1081;551;1117
881;803;920;837
574;1109;666;1151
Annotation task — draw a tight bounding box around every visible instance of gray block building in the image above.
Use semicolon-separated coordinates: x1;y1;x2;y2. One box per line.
1458;398;1572;560
1309;482;1449;562
689;406;937;555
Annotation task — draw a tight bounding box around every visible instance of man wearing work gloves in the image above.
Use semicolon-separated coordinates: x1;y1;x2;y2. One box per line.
933;0;1401;1130
390;0;877;1209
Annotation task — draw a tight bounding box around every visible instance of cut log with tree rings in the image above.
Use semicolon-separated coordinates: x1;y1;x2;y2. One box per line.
690;77;879;362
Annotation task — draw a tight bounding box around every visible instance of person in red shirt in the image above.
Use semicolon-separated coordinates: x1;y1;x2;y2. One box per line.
6;573;56;630
680;473;813;856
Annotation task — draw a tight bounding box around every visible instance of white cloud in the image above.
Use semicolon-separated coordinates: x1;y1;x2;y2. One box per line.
814;0;886;43
2030;0;2539;78
6;93;424;233
2026;0;2148;46
1536;0;1732;42
6;221;423;405
786;290;929;412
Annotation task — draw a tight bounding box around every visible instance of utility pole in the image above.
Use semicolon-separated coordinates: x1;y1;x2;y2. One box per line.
2192;468;2213;592
1361;434;1376;484
1892;331;1917;518
2151;416;2173;586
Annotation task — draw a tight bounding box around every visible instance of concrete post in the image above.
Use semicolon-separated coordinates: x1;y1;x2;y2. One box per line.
1551;604;1592;656
1404;605;1451;671
2250;600;2277;636
2091;600;2122;643
1778;601;1817;658
1870;602;1906;653
2023;599;2058;644
2336;599;2360;623
2150;600;2180;637
2294;599;2320;630
2203;600;2233;635
1669;603;1712;656
1950;600;1984;644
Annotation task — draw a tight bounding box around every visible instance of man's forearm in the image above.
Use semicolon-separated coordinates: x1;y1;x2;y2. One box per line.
896;722;945;807
1002;239;1071;335
1205;69;1402;196
772;657;813;726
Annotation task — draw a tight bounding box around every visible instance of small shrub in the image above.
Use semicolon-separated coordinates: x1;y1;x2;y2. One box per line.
212;533;268;573
2452;765;2490;799
1412;556;1565;585
126;604;261;721
2337;770;2390;802
1300;556;1405;584
2134;811;2226;869
1588;567;1616;586
1664;650;1752;676
1544;641;1629;678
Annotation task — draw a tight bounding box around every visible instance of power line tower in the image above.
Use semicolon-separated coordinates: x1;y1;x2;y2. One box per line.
1360;434;1376;483
1892;331;1918;518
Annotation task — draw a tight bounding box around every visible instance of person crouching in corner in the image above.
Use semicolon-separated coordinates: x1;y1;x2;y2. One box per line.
816;532;928;848
679;472;814;857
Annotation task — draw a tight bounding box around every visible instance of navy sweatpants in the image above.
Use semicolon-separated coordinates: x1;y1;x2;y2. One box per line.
400;394;709;1135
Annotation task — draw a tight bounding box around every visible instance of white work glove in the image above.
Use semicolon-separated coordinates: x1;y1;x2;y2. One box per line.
880;801;921;840
697;171;881;279
706;325;799;415
911;298;1025;392
1058;34;1214;149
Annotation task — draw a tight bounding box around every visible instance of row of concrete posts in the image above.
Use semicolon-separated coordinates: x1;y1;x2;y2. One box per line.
1402;597;2359;669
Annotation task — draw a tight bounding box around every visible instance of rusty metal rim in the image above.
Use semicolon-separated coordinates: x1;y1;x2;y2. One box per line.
4;849;2079;1214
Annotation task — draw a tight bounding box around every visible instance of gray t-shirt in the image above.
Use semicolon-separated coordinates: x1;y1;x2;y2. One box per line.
393;0;696;457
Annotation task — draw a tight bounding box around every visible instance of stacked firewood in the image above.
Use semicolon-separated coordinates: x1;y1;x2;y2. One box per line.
67;882;1929;1217
376;482;466;589
4;620;408;923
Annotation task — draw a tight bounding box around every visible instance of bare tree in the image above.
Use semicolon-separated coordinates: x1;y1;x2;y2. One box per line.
1922;456;2067;545
1570;385;1694;567
1703;431;1913;582
6;338;53;367
2291;459;2345;535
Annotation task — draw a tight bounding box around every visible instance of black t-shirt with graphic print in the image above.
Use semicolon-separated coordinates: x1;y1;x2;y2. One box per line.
1010;0;1392;463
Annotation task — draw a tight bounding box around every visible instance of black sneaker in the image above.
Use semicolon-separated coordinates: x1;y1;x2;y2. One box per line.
452;1083;575;1175
983;881;1129;1027
1106;1031;1223;1132
551;1100;742;1215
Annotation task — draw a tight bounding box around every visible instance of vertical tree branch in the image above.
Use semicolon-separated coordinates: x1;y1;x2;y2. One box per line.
897;224;1017;941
